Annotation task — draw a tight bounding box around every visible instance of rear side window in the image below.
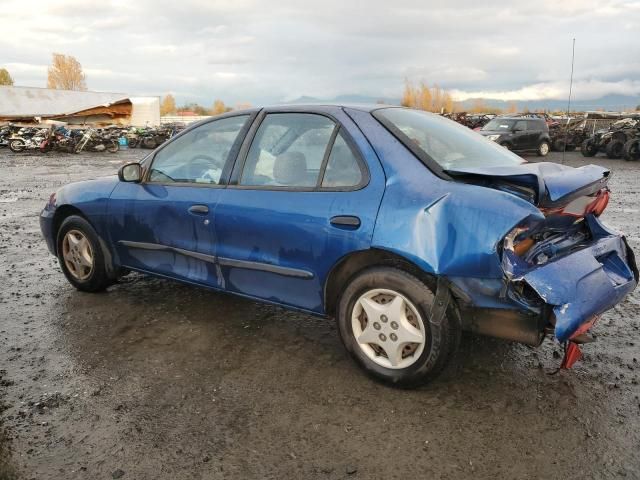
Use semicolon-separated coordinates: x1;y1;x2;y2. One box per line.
321;131;364;188
514;120;528;131
527;120;546;131
240;113;336;187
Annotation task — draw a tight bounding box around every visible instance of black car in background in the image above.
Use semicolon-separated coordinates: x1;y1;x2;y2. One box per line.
480;117;551;156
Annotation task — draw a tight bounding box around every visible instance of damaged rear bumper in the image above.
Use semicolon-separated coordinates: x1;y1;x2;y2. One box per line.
450;215;638;344
508;215;637;342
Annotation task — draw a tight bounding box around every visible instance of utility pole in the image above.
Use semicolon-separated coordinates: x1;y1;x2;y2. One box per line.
562;38;576;164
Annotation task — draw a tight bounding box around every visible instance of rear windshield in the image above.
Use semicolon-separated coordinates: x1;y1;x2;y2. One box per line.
374;108;524;171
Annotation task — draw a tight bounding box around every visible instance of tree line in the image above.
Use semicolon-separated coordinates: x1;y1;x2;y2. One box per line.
2;58;639;113
159;95;246;117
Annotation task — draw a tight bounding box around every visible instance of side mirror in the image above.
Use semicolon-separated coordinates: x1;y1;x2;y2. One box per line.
118;162;142;182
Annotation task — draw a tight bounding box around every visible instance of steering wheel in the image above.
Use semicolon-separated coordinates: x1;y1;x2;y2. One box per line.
186;155;220;179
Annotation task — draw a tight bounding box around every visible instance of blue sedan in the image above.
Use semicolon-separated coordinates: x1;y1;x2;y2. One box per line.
40;105;638;386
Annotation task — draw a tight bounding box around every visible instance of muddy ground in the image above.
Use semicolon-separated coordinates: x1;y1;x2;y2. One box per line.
0;147;639;480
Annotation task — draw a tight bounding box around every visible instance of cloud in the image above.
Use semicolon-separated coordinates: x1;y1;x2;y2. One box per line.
0;0;638;105
451;79;640;102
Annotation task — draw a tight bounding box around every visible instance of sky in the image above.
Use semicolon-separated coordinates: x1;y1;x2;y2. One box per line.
1;0;639;107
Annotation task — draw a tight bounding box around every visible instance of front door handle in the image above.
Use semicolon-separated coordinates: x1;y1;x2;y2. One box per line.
330;215;361;229
188;204;209;215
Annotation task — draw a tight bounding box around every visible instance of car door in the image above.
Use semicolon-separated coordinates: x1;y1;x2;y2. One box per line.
107;114;253;287
526;120;544;148
213;108;386;313
511;120;529;149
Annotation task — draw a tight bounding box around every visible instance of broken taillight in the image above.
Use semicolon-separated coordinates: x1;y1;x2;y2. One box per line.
541;189;610;217
585;189;609;216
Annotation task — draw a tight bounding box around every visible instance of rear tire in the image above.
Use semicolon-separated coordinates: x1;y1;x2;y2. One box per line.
552;138;565;152
605;139;624;159
56;215;113;292
537;141;550;157
623;139;640;161
336;267;460;387
581;139;598;157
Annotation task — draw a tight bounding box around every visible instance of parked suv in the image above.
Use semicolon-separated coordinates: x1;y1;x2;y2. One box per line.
480;117;551;156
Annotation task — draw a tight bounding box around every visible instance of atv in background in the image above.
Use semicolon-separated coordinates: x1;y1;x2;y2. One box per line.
581;116;640;159
623;127;640;161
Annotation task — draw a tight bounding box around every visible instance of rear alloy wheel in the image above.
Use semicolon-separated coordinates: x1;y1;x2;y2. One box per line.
605;139;624;159
622;139;640;161
537;141;550;157
337;267;459;387
581;139;598;157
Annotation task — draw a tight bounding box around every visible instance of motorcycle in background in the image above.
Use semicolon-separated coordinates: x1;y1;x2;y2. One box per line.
8;127;49;152
74;127;119;153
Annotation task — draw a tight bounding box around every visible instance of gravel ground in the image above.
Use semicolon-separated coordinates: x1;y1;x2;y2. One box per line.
0;147;639;479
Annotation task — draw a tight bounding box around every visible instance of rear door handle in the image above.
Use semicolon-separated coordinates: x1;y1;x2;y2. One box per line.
188;204;209;215
330;215;361;229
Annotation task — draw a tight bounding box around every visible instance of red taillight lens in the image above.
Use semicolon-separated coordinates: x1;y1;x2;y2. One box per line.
48;192;57;207
585;189;609;216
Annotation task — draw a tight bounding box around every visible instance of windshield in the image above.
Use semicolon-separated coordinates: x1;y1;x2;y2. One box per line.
374;108;524;170
482;119;516;131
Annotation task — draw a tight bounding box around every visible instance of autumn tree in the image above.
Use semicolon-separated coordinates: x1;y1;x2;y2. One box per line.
418;82;432;111
210;99;229;115
401;80;418;108
0;68;14;86
402;79;457;113
506;101;518;114
443;93;455;113
160;94;177;115
47;53;87;91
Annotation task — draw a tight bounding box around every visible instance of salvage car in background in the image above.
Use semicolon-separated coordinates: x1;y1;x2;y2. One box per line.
40;105;638;386
479;116;552;156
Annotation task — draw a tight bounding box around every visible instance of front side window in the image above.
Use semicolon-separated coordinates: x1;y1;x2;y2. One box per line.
375;108;524;170
149;115;249;184
240;113;336;187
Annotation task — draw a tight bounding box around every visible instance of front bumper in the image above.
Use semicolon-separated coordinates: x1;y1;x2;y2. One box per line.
39;207;56;255
511;215;637;342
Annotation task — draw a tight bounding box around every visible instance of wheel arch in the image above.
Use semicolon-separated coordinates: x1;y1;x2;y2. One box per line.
52;205;119;278
52;205;88;254
323;248;436;316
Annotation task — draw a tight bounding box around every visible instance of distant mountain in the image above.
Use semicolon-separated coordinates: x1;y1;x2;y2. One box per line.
286;93;639;112
449;94;640;113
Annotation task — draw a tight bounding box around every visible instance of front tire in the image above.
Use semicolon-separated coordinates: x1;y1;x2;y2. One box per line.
9;139;25;152
107;140;119;153
56;215;112;292
337;267;460;387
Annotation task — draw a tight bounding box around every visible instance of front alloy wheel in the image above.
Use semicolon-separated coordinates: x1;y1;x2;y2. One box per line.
57;215;113;292
61;229;94;280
